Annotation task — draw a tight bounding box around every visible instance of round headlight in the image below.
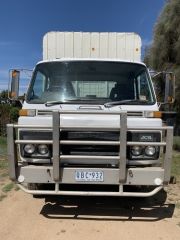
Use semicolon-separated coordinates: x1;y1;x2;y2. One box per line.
145;146;156;156
131;146;142;156
38;144;49;155
24;144;35;154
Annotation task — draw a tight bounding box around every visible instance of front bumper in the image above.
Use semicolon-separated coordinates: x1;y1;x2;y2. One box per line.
16;165;164;197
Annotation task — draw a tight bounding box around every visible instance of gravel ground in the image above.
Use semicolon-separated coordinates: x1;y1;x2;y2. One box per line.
0;185;180;240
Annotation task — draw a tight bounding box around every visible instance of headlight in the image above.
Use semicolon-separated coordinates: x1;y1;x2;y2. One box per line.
128;131;161;161
24;144;35;154
37;144;49;155
131;146;142;156
145;146;156;156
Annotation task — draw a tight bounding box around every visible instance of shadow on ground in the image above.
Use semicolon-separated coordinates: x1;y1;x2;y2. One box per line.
40;189;175;221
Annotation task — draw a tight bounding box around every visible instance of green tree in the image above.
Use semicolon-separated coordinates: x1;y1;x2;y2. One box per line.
0;90;8;98
144;0;180;129
147;0;180;70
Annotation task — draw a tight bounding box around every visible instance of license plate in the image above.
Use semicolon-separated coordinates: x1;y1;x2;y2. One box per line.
75;171;104;182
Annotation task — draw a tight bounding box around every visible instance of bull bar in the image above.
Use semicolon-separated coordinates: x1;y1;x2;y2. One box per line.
7;110;174;197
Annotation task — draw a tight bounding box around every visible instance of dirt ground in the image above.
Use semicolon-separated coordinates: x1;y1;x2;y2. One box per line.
0;184;180;240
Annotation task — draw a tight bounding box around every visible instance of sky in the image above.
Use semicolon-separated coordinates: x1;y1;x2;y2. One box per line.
0;0;166;92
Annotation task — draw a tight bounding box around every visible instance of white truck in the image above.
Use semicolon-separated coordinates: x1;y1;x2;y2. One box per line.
7;32;174;197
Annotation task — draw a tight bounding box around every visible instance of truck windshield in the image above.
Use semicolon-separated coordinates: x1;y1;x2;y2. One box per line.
26;61;155;105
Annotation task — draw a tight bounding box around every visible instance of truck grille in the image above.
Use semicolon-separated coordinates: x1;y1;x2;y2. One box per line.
37;110;143;117
60;131;119;156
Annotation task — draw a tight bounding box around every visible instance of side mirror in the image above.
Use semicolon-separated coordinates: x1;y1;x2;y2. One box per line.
9;69;20;100
164;72;175;103
8;68;33;101
150;71;175;104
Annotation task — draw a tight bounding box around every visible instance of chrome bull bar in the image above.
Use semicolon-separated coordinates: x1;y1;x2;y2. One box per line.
7;110;174;196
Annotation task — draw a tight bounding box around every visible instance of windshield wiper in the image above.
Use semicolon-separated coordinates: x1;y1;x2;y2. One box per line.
45;98;93;106
45;97;106;106
45;100;66;106
104;99;149;108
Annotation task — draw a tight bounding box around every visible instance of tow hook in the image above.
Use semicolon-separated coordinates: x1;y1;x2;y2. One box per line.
129;170;133;178
47;169;51;177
